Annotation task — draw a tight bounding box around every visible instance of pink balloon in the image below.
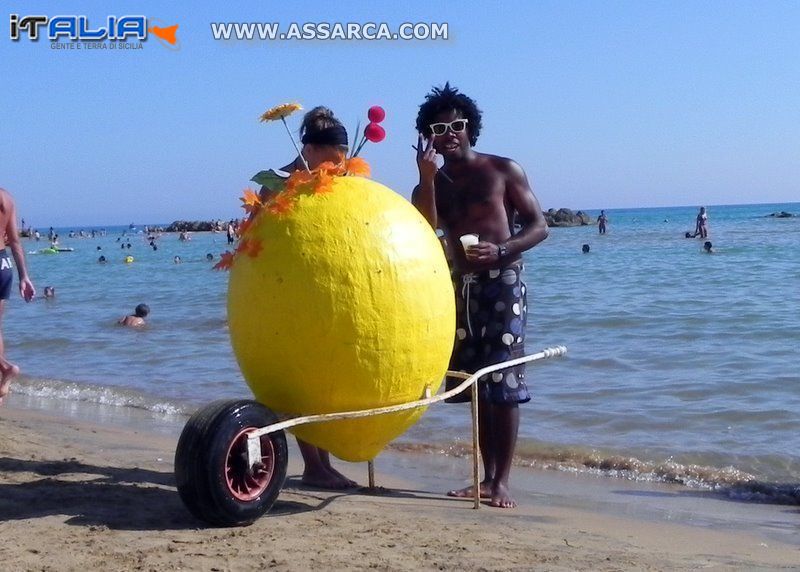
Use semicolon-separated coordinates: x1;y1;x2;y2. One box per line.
367;106;386;123
364;123;386;143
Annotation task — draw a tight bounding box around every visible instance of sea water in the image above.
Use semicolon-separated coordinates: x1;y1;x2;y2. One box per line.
7;203;800;502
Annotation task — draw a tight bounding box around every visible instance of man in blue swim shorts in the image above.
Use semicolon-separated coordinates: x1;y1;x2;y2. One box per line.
412;84;549;508
0;187;36;405
448;264;530;405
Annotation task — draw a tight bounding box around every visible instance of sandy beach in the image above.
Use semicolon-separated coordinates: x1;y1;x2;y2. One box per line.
1;401;798;571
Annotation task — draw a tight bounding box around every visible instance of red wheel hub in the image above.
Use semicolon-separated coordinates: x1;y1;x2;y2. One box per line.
224;428;276;501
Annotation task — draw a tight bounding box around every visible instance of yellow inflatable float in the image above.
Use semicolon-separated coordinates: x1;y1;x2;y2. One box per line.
225;164;454;461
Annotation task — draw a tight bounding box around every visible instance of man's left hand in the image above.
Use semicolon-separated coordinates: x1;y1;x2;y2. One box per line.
465;241;500;263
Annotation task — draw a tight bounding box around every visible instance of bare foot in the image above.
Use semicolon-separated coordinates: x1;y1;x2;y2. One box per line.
0;363;20;406
489;482;517;508
325;466;358;488
302;468;356;490
447;481;492;499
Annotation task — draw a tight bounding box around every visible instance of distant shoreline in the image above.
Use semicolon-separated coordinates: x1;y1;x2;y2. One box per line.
19;199;800;232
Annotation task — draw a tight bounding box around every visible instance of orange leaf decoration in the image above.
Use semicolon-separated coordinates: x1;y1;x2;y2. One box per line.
247;239;264;258
235;238;252;255
252;157;373;218
238;216;253;236
314;171;335;195
240;188;262;215
346;157;371;177
285;170;315;194
213;251;235;271
241;188;261;206
266;192;296;216
316;161;344;176
241;188;261;205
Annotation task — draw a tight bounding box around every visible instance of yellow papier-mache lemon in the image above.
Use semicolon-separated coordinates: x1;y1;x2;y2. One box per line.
228;175;454;462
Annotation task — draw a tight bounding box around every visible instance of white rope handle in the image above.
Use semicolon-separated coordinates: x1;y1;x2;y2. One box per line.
246;345;567;439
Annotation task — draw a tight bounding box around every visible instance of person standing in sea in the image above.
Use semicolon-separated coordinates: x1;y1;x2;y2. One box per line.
411;83;549;508
0;188;36;405
695;206;708;238
597;210;608;234
257;106;358;491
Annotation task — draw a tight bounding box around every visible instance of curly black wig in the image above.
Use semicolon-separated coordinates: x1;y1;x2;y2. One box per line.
415;82;483;146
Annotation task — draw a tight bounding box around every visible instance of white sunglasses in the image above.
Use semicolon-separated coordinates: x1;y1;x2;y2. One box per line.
429;118;469;136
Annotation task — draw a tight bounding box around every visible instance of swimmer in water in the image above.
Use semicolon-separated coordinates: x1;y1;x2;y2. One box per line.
118;303;149;327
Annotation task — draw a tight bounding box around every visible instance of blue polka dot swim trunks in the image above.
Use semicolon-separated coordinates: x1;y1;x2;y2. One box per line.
446;264;530;405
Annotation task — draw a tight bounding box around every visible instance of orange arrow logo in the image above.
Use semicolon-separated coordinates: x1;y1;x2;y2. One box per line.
150;24;178;45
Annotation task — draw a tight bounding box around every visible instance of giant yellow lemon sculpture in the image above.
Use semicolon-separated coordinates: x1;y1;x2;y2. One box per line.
228;173;454;461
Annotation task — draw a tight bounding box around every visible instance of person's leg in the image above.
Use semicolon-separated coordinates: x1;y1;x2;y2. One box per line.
488;402;520;508
478;391;496;482
484;266;526;508
317;448;357;487
0;300;20;405
297;438;354;489
446;274;495;497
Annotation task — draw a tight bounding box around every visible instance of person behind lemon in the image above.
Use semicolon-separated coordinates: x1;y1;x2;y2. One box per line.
256;106;357;490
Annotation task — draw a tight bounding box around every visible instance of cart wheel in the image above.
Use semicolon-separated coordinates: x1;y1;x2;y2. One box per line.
175;399;288;526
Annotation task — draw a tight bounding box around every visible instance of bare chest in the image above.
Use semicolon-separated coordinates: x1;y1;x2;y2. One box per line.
435;171;506;224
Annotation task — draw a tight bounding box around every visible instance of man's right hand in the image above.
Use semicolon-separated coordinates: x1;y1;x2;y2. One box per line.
416;134;438;183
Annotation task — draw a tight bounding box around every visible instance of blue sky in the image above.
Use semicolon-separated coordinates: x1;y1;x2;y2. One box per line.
2;1;798;227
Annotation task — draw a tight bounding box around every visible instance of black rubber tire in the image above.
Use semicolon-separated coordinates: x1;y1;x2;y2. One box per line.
175;399;288;526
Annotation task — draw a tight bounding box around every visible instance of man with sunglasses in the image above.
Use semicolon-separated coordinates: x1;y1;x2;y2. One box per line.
412;83;549;508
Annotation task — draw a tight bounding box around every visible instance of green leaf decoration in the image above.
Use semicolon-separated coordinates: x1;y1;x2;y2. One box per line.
251;169;289;192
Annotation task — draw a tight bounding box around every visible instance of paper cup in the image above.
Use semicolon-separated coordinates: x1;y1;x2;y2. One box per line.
459;234;479;252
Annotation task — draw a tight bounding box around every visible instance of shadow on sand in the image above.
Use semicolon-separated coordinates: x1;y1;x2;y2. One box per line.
0;457;455;530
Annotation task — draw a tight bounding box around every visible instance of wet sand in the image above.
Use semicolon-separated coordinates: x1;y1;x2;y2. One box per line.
1;402;798;571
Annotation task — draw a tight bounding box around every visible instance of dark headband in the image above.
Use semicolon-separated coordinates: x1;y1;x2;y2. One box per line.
301;125;349;146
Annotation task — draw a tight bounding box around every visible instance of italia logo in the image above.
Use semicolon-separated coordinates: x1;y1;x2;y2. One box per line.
10;14;148;41
9;14;179;48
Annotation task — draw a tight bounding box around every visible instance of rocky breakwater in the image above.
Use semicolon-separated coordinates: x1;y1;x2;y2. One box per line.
543;208;592;227
165;220;219;232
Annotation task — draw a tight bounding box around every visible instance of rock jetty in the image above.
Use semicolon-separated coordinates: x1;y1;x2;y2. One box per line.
165;220;223;232
543;208;593;227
